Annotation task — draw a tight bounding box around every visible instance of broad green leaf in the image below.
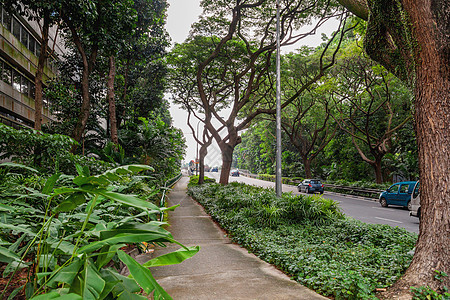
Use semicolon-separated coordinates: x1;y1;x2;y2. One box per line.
99;269;144;300
82;263;105;300
0;203;13;212
47;239;75;255
117;251;172;299
0;223;35;236
73;176;110;187
78;233;178;254
54;193;87;213
75;164;84;176
143;246;200;268
8;234;26;253
31;292;82;299
43;173;62;195
95;244;125;269
0;245;22;263
38;258;82;288
0;162;38;173
104;165;153;176
99;222;170;240
52;187;79;196
85;189;160;211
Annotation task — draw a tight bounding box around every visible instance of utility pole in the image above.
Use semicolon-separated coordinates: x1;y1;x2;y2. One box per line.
275;0;282;197
196;120;200;176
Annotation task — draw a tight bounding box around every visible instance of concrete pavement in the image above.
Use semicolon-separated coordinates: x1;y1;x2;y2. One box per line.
151;176;327;300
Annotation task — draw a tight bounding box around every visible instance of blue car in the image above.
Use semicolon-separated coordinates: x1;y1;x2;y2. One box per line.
379;181;417;210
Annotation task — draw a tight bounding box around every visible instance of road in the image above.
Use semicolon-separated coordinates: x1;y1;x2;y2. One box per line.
205;172;419;234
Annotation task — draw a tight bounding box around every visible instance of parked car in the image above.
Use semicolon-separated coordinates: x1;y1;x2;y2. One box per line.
297;179;324;194
379;181;417;210
211;167;218;172
230;169;240;177
409;181;421;218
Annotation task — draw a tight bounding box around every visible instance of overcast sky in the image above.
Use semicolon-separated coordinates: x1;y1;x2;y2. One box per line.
165;0;338;165
166;0;203;164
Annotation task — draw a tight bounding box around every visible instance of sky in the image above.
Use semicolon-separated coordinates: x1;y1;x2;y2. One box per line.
165;0;338;165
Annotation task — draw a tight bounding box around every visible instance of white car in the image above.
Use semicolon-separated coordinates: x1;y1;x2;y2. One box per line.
409;181;421;218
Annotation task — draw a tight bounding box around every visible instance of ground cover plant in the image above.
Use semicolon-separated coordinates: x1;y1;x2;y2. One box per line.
188;182;417;299
0;163;198;299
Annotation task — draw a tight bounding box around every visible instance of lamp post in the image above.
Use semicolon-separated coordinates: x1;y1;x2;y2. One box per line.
275;0;282;197
196;120;200;176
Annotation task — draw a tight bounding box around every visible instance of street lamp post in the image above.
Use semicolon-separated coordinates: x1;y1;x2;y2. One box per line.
275;0;282;197
196;120;200;176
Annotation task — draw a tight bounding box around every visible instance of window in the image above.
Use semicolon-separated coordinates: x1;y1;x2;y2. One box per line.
30;82;35;98
20;29;29;48
12;69;21;91
2;63;12;84
36;43;41;57
400;184;409;194
389;184;400;193
413;182;420;198
12;17;20;40
29;37;35;53
2;9;12;31
22;77;29;95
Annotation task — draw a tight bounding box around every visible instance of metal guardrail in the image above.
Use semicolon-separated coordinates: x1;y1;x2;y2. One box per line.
323;184;384;197
239;170;384;198
159;172;183;221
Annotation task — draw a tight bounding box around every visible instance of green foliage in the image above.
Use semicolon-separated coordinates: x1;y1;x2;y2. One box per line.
411;271;450;300
188;182;417;299
256;174;302;186
119;116;186;183
0;163;197;299
0;124;113;175
187;175;216;187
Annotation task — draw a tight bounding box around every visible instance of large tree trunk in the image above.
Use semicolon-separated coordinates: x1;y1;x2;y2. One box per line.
198;144;208;185
373;156;383;184
387;1;450;295
219;142;234;185
107;55;118;144
71;63;91;153
303;157;312;178
34;13;49;131
66;18;99;153
339;0;450;295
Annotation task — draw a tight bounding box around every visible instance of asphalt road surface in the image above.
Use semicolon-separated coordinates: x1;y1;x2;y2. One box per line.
205;172;419;234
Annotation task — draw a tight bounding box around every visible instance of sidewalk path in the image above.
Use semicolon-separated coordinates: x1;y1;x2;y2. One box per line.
151;176;327;300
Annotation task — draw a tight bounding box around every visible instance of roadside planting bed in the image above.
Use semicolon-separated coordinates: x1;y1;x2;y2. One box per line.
188;181;417;299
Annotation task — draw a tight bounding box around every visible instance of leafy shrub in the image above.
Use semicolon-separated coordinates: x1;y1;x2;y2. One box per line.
256;174;302;185
0;163;198;299
188;182;417;299
0;123;113;175
188;175;216;187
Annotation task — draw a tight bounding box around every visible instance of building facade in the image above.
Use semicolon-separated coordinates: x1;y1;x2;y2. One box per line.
0;6;63;129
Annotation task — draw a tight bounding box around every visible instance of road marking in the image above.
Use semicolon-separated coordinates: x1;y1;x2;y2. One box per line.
374;217;403;224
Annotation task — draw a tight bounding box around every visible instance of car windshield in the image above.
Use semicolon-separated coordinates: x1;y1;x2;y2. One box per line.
310;180;321;184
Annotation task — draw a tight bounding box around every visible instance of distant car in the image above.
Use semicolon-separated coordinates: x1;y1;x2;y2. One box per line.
409;181;421;218
379;181;417;210
211;167;218;172
230;169;240;177
298;179;324;194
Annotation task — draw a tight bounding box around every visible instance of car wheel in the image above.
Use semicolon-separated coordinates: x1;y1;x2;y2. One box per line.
380;197;388;207
298;187;301;192
407;200;412;211
320;191;324;194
